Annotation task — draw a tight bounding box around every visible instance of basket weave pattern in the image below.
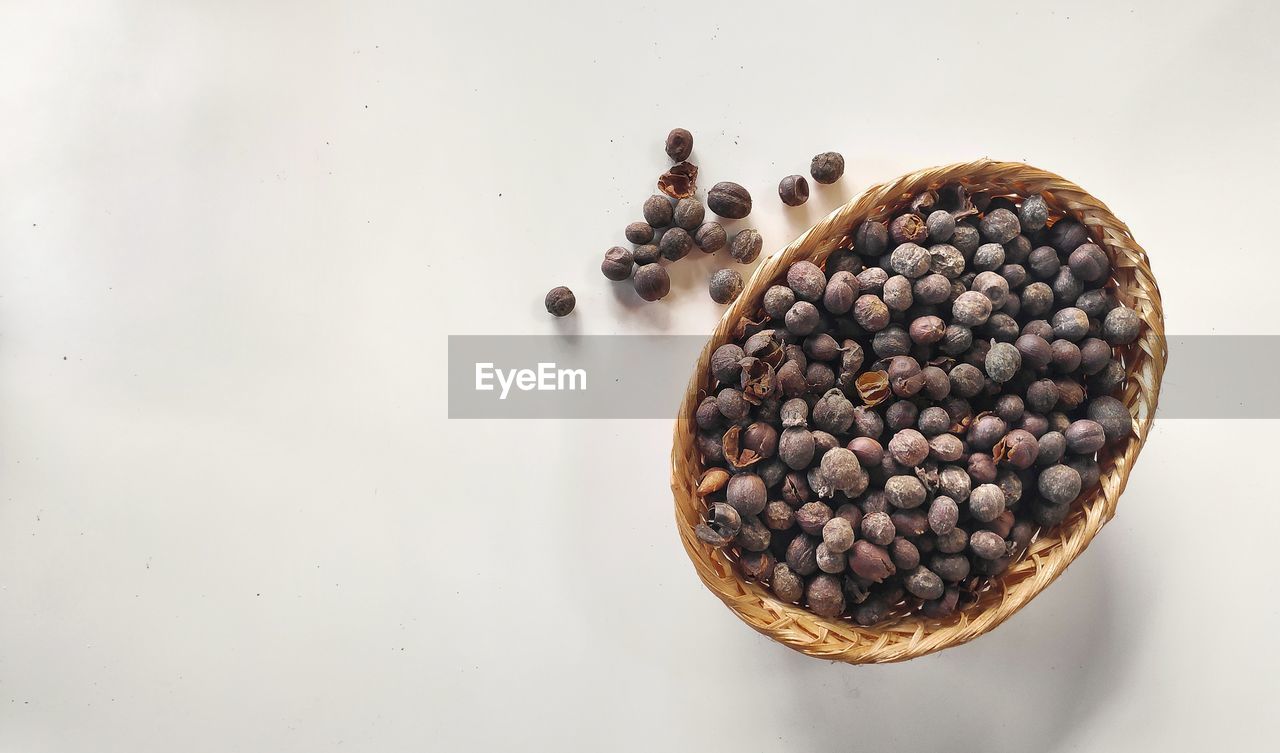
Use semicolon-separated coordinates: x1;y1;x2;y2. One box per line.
670;160;1167;664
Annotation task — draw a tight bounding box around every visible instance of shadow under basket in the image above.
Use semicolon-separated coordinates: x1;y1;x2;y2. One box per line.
670;159;1167;664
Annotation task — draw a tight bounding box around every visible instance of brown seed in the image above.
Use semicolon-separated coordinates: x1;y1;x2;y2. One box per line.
625;222;654;244
707;181;753;219
740;550;775;580
771;563;804;602
600;246;634;281
632;264;670;301
805;573;845;617
694;222;727;253
709;268;745;304
848;540;895;582
810;152;845;184
890;214;927;245
778;175;810;206
665;128;693;161
643;195;673;227
544;286;575;317
673;197;705;231
729;229;763;264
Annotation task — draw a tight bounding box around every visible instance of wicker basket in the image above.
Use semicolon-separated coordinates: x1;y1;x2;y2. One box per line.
670;159;1166;664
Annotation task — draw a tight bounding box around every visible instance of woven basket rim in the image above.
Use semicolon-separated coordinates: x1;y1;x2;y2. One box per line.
669;159;1167;664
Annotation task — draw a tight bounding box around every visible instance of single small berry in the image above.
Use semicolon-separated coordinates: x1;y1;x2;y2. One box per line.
779;175;810;206
544;286;575;317
810;152;845;184
709;269;745;304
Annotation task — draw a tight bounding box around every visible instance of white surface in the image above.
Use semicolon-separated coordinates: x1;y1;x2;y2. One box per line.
1;1;1278;751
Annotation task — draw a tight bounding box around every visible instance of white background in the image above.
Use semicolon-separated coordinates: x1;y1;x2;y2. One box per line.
1;1;1277;751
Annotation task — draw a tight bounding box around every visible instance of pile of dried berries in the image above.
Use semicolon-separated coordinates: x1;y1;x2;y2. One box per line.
595;127;766;305
691;186;1137;625
546;131;846;314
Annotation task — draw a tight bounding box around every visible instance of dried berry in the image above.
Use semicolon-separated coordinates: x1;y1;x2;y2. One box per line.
820;447;867;495
888;429;929;467
734;517;771;552
855;221;889;256
861;511;896;546
1051;267;1084;304
779;427;816;470
1038;464;1082;505
1068;243;1110;282
729;228;763;264
809;152;845;184
783;300;819;336
625;222;654;244
642;194;673;228
994;429;1038;469
883;275;913;311
633;244;660;265
762;500;795;531
914;273;952;305
948;363;985;399
601;246;634;281
772;563;804;602
779;175;810;206
787;261;827;302
1048;219;1090;253
657;161;698;199
846;437;883;467
1088;396;1131;443
666;199;703;234
889;243;931;278
1019;194;1050;232
659;227;694;261
544;286;575;317
709;268;745;304
796;501;834;536
927;210;956;242
884;474;927;509
969;483;1005;523
1103;306;1141;345
816;542;848;574
927;433;964;462
664;127;693;161
979;208;1021;243
904;566;945;600
926;496;959;535
786;534;819;576
822;517;856;553
890;214;927;245
760;286;795;321
1021;282;1054;318
813;389;855;433
632;263;670;301
805;573;845;617
694;221;727;254
848;540;895;582
952;290;993;326
725;473;767;516
707;181;752;219
973;243;1006;272
853;295;891;332
823;271;858;315
951;224;980;255
1064;419;1107;454
929;553;970;583
710;344;745;384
